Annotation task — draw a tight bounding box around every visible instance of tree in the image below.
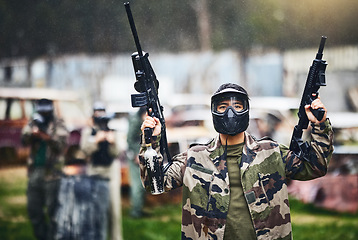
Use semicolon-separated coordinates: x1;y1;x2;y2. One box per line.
190;0;212;51
0;0;357;60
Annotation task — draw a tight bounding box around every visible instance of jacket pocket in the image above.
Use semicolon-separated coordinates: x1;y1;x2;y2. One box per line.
190;164;214;175
245;191;256;204
184;164;215;211
258;173;271;206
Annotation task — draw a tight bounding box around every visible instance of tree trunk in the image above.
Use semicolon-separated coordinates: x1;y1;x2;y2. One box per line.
192;0;212;52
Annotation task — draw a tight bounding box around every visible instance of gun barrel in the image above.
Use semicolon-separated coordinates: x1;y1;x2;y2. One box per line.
316;36;327;60
124;2;143;56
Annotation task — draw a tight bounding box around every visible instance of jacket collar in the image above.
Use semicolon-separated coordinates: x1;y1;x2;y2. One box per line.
207;132;260;175
207;132;260;153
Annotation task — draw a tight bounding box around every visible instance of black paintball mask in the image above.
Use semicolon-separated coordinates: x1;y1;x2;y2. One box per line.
92;102;111;131
211;83;249;136
34;99;54;130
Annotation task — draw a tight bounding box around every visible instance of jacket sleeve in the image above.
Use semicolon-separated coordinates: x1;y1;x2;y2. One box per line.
283;118;334;180
21;119;68;152
108;131;119;159
47;119;69;154
80;126;98;156
21;123;34;146
138;134;186;192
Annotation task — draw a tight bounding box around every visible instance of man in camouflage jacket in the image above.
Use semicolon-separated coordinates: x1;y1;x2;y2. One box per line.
139;83;334;240
22;99;68;240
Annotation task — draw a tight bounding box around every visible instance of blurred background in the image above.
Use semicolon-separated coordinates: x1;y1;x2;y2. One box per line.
0;0;357;239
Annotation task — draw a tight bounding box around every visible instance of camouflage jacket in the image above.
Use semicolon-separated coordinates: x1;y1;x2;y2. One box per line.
139;119;334;240
80;126;119;165
22;117;69;180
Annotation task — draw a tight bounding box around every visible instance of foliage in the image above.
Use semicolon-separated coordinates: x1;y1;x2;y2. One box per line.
122;205;181;240
1;0;358;59
0;168;35;240
290;198;358;240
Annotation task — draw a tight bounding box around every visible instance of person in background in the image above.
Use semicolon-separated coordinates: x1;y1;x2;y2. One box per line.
127;107;147;218
139;83;334;240
22;98;69;240
80;102;122;240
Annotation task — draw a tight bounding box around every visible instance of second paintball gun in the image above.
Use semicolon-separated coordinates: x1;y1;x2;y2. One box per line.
289;36;328;160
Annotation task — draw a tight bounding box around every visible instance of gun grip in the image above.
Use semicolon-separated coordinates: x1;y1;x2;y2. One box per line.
311;108;325;121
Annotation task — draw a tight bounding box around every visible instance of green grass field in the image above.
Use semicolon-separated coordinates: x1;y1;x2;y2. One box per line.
0;167;357;240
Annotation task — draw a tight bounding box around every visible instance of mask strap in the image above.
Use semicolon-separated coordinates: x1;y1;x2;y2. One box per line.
223;136;228;161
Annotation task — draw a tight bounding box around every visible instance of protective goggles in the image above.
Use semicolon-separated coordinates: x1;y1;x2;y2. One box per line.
211;95;248;114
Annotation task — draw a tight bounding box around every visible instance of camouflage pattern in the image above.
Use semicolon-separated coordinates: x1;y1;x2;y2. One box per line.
22;117;69;180
22;116;68;240
80;125;119;168
139;119;334;240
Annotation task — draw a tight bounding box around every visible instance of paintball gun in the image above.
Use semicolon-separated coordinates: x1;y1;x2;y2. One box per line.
124;2;171;194
32;113;49;132
93;115;113;132
91;114;116;166
289;36;328;160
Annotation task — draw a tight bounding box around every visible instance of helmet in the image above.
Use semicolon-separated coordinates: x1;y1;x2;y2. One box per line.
93;101;106;112
211;83;249;136
92;102;111;130
35;98;54;113
34;99;54;126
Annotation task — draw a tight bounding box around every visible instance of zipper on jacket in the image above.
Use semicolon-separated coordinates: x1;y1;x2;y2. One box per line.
258;173;271;206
